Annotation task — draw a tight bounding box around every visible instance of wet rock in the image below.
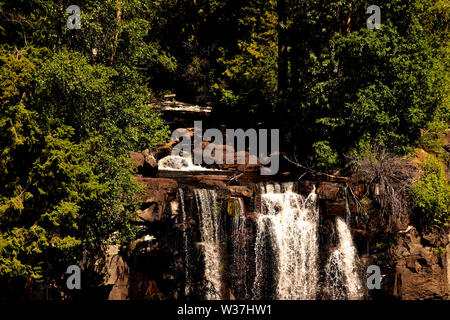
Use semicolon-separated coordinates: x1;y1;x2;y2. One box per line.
229;185;253;198
137;203;158;222
194;176;227;189
135;177;178;221
324;200;347;216
317;182;342;200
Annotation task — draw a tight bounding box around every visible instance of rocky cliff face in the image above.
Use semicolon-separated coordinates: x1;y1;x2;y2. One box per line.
391;229;448;299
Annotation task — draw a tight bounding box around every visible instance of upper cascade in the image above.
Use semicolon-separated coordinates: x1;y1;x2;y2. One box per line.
158;155;214;171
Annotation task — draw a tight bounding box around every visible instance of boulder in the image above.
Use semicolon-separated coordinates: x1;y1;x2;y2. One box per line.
316;182;342;201
137;203;158;223
153;141;176;160
324;201;347;216
297;181;315;194
105;245;130;300
130;151;145;169
229;185;254;198
135;177;178;221
199;142;262;172
142;149;158;177
79;245;131;300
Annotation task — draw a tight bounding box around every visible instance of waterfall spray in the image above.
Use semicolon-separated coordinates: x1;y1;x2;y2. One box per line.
178;189;191;296
253;183;319;300
159;155;214;171
194;189;223;299
324;216;363;300
230;198;248;299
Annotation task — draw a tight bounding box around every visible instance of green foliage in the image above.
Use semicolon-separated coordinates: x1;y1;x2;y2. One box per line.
1;0;449;294
311;141;339;170
411;156;450;228
283;0;448;168
432;246;447;255
33;50;169;153
2;51;119;281
0;126;97;279
0;0;171;286
213;0;278;113
419;120;449;154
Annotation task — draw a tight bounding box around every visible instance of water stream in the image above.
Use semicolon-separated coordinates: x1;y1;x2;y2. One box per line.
194;189;223;299
324;216;364;300
178;182;363;300
230;197;248;299
158;155;214;171
178;188;191;296
253;183;319;300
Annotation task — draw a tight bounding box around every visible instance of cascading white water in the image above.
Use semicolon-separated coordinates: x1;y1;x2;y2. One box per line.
324;216;363;300
253;183;319;300
324;248;346;300
194;189;223;299
158;155;214;171
184;183;363;301
230;197;248;299
178;189;191;296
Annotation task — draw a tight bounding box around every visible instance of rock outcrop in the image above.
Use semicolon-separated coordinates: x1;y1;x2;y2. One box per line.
391;228;449;299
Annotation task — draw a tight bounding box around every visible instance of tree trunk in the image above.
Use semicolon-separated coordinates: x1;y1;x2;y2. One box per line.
277;0;288;100
110;2;122;66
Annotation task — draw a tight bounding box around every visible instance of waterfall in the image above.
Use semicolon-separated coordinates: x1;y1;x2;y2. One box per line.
178;189;191;296
253;183;319;300
324;216;363;300
186;183;363;301
230;198;248;299
194;189;223;299
324;248;346;300
158;155;214;171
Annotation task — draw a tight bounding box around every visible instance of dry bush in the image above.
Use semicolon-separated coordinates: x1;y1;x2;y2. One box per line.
350;150;419;229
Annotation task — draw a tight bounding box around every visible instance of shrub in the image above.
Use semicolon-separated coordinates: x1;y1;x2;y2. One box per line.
311;141;339;170
411;156;450;228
